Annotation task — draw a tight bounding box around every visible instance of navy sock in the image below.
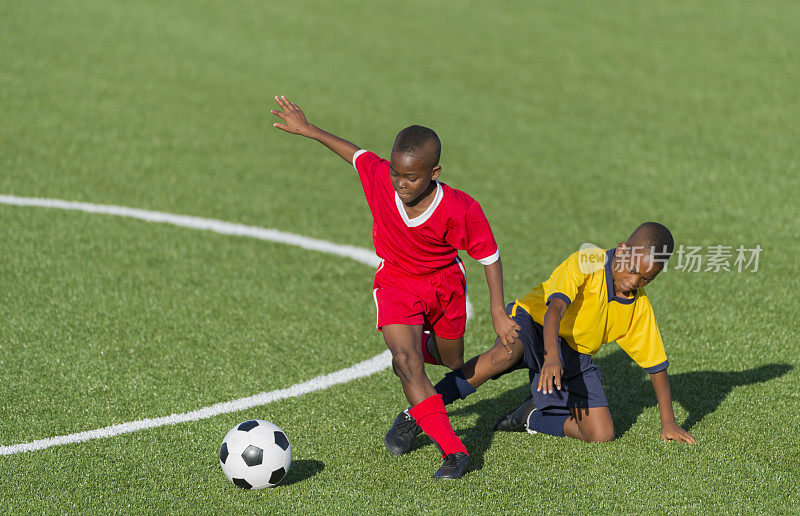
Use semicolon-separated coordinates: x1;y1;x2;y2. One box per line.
527;410;568;437
433;369;476;405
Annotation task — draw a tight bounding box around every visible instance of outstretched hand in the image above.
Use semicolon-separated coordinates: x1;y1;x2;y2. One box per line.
270;95;313;136
660;421;696;444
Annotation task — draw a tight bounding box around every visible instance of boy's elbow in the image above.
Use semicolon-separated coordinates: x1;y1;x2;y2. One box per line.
544;298;568;320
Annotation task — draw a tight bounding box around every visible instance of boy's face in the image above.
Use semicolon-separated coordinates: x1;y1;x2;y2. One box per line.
389;151;441;206
611;242;664;296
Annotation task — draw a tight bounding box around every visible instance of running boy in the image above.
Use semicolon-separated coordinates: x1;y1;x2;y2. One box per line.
270;96;520;478
385;222;695;449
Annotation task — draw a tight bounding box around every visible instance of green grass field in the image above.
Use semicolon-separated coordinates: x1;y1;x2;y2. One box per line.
2;0;799;512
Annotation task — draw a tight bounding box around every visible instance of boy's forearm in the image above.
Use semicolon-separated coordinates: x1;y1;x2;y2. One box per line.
542;300;566;363
650;370;677;424
483;259;507;315
302;124;361;164
271;97;359;163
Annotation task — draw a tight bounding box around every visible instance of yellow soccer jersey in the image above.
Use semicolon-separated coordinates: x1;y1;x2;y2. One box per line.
515;247;668;372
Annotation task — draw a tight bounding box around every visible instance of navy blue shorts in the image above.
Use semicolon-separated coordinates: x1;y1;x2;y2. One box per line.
507;302;609;416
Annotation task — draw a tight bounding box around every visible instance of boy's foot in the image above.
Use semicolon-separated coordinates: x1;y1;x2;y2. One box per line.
493;394;536;432
384;410;422;456
433;452;471;479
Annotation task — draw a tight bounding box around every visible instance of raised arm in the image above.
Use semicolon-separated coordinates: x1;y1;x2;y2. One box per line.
483;258;521;351
538;297;567;394
650;370;696;443
270;95;360;164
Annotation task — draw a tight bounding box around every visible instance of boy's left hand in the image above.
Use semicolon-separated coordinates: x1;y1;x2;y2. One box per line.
492;310;521;352
660;421;696;444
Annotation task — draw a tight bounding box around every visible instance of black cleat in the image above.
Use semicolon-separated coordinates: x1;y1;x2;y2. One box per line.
493;394;537;432
434;452;471;479
384;410;422;456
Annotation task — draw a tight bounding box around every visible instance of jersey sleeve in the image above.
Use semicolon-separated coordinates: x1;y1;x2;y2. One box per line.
443;198;499;264
352;150;387;201
461;200;500;265
541;251;590;307
616;294;669;372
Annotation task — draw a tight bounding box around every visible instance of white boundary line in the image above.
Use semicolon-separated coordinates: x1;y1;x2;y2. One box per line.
0;195;382;268
0;195;473;455
1;351;393;456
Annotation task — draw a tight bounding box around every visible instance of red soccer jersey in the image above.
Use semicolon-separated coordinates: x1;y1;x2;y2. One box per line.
353;150;499;276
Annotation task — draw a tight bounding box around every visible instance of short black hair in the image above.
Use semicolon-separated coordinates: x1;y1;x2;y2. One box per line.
628;222;674;256
392;125;441;170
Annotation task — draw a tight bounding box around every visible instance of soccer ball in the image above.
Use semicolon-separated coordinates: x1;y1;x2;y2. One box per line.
219;419;292;489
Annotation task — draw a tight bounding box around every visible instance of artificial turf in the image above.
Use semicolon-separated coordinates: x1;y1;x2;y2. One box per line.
1;0;799;512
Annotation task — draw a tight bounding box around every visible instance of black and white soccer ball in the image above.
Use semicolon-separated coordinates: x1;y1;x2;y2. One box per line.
219;419;292;489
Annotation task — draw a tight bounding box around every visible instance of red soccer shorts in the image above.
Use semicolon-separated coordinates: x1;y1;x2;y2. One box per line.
372;259;467;340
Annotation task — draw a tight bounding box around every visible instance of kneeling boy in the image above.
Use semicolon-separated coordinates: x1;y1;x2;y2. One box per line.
386;222;695;448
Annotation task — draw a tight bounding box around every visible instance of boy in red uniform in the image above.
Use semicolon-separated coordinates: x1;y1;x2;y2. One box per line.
271;96;519;478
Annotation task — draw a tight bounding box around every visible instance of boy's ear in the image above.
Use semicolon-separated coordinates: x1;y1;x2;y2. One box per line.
431;165;442;180
616;242;627;252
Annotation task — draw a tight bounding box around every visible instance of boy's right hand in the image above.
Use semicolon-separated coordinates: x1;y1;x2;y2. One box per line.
271;95;314;137
538;358;563;394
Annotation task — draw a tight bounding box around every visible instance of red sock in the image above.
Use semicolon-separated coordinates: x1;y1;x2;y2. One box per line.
408;394;467;456
420;332;440;366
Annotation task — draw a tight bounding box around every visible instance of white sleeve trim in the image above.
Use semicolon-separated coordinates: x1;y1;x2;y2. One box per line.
477;249;500;266
352;149;368;171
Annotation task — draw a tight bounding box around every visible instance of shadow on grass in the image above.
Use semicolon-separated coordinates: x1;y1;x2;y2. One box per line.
449;383;531;472
280;459;325;486
597;350;792;436
399;351;790;469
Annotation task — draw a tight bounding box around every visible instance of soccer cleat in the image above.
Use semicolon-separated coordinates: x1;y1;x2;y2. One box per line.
493;394;537;432
433;452;471;479
384;409;422;456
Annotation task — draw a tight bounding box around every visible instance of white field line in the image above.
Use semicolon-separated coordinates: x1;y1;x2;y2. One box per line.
0;351;393;456
0;195;473;455
0;195;381;268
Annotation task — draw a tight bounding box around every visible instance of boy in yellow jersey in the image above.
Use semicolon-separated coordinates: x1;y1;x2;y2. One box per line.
385;222;695;450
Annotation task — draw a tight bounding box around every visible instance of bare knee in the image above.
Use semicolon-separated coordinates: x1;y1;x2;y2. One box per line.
582;425;615;443
432;336;464;370
488;343;519;371
569;407;615;443
587;432;615;443
440;355;464;370
391;352;422;383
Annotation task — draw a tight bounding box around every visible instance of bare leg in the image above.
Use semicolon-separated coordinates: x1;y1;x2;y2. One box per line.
428;335;465;370
383;325;469;465
459;338;524;389
383;324;436;405
563;407;615;442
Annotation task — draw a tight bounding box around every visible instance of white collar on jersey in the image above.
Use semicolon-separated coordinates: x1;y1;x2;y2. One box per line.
394;180;443;227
